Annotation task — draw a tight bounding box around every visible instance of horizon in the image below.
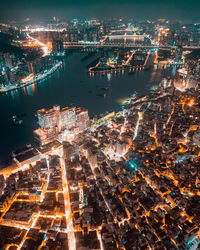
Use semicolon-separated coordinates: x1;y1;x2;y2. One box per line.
1;0;200;23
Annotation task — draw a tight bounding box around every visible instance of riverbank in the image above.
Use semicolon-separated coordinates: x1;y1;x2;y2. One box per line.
89;50;152;73
0;52;177;161
0;61;62;93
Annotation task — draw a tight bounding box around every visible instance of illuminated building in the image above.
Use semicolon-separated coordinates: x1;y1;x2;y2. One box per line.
115;140;128;155
4;53;13;68
63;141;74;159
52;40;64;54
87;149;98;168
34;105;89;145
12;145;41;167
0;175;5;195
174;68;198;92
75;107;90;133
103;29;151;45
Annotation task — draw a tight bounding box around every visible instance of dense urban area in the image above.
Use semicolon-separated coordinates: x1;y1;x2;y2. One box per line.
0;17;200;90
0;16;200;249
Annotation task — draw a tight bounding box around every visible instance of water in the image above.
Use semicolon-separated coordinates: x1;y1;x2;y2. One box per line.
0;51;176;161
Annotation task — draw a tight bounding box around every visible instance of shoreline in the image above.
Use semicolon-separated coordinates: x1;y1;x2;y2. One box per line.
0;93;137;174
0;61;62;93
89;64;146;73
0;52;174;162
89;51;152;73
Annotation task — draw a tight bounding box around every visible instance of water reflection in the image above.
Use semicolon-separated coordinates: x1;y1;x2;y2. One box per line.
107;72;111;81
0;52;176;160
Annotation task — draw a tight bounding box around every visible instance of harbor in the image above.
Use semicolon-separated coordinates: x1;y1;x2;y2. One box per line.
88;49;153;73
0;51;177;161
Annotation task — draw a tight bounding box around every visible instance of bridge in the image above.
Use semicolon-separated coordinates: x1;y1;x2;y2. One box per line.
64;42;161;49
63;41;200;50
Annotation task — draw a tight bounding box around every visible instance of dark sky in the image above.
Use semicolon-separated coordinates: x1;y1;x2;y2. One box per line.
1;0;200;22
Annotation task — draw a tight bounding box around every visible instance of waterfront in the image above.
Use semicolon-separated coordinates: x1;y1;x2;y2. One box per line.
0;51;177;161
0;61;62;92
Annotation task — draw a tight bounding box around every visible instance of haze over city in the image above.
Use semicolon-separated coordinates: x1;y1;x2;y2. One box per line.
0;0;200;249
1;0;200;22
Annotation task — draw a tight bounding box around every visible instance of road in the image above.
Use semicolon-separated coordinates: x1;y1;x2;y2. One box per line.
63;41;200;50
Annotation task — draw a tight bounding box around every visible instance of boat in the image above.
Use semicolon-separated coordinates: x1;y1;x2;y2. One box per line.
11;115;23;126
12;119;23;126
97;93;106;98
101;87;109;91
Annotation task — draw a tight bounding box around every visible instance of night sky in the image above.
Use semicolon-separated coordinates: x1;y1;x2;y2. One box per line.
1;0;200;22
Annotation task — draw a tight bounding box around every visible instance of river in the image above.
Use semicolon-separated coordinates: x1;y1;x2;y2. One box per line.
0;51;177;161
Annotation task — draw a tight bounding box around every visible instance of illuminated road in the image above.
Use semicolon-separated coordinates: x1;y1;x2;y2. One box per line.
26;33;50;57
60;157;76;250
133;112;143;141
124;50;136;65
18;214;39;249
22;28;66;32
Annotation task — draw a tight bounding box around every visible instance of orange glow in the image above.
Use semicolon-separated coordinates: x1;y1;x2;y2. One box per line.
164;28;169;37
187;98;194;107
178;144;187;153
154;51;158;64
150;129;161;147
169;120;176;137
47;41;53;51
115;169;120;175
21;73;34;83
122;188;130;193
22;42;43;47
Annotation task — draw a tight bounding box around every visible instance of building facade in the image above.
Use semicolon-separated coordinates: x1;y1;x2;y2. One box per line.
34;105;90;145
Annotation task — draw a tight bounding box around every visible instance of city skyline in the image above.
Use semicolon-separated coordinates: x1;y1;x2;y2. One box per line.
0;4;200;249
1;0;200;22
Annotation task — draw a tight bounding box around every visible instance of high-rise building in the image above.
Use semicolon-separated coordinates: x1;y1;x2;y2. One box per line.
52;40;64;53
34;105;90;145
4;53;13;68
75;108;90;133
